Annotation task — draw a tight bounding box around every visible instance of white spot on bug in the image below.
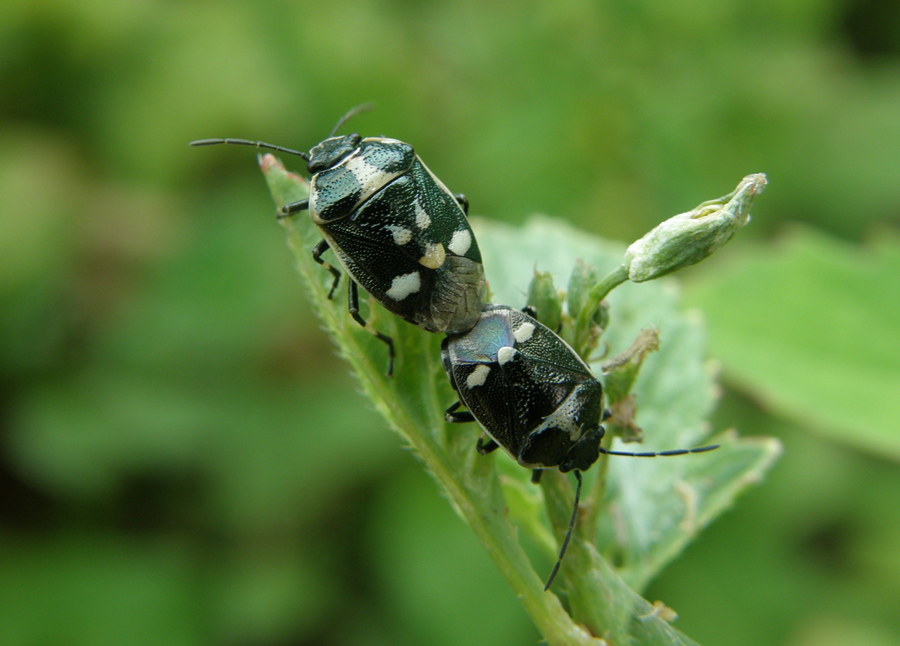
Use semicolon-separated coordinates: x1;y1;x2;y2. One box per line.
415;202;431;229
418;242;446;269
466;364;491;388
386;225;413;246
386;272;421;300
513;322;535;344
497;346;517;365
344;155;389;192
447;229;472;256
535;412;581;442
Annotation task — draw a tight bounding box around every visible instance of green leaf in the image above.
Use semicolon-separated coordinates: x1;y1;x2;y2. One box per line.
685;226;900;461
261;158;780;645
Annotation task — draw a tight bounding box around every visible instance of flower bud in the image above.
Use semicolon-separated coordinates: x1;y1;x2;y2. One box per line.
526;270;562;332
567;259;597;322
624;173;767;282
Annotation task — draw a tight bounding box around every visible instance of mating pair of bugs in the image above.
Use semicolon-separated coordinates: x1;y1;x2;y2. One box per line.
192;105;717;590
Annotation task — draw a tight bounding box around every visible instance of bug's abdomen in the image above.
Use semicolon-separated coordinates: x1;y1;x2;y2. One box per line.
425;255;486;334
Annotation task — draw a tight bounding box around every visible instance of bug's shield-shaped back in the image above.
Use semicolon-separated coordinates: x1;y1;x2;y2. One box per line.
320;155;485;334
444;306;602;467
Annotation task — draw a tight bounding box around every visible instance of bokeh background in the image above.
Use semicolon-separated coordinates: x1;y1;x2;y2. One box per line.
2;1;899;645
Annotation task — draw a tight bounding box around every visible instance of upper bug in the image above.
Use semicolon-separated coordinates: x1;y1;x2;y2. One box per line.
191;104;487;375
442;304;719;590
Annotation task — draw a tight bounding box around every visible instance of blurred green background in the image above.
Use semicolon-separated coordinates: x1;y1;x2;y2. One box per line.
2;0;899;645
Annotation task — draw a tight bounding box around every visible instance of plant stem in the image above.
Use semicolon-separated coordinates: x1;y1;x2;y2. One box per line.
575;264;629;353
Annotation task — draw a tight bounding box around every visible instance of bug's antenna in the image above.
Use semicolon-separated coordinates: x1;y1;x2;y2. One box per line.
544;470;582;591
599;443;719;458
542;443;718;591
188;138;311;161
329;102;375;137
189;103;376;157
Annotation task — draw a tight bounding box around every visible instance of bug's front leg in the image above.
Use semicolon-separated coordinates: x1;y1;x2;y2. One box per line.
278;198;309;220
445;401;496;455
445;400;476;423
311;239;342;299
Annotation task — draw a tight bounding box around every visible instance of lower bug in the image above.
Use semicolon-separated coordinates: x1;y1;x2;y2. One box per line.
441;304;718;590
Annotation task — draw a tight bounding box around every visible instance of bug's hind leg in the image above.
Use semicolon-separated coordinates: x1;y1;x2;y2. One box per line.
476;436;499;455
347;280;395;376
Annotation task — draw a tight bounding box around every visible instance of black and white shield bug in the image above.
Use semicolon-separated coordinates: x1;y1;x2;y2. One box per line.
191;105;487;375
441;304;719;590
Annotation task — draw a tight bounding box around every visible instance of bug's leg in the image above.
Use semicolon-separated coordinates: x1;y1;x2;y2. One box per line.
311;239;341;299
476;436;499;455
347;280;395;377
530;470;543;484
278;198;309;219
452;193;469;215
445;401;476;424
445;402;494;456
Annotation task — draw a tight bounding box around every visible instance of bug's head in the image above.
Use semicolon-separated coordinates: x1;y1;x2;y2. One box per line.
307;134;363;174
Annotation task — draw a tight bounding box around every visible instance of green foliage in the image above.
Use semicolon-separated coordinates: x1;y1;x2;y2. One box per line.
262;156;779;644
3;0;900;643
687;227;900;460
0;535;198;646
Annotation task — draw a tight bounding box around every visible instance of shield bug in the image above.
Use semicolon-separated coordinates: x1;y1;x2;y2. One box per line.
191;105;487;375
441;304;719;590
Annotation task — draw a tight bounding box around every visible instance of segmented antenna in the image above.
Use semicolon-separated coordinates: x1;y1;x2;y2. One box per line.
544;442;720;591
188;138;311;161
544;470;583;591
329;102;375;137
600;443;719;458
189;103;376;157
